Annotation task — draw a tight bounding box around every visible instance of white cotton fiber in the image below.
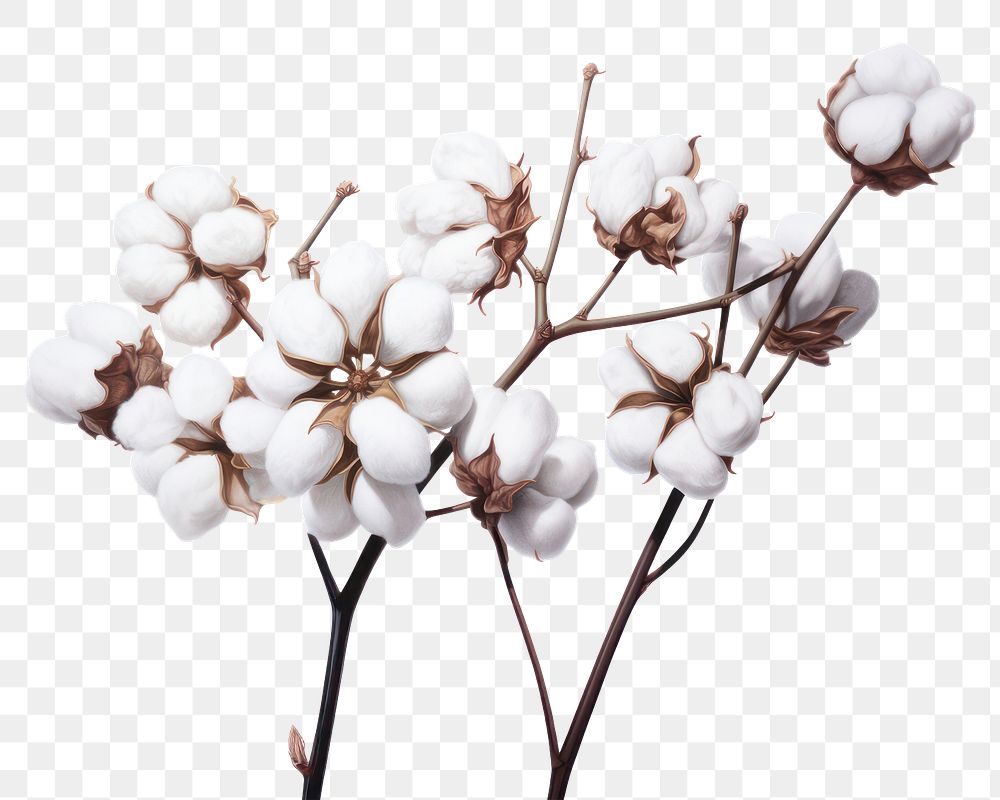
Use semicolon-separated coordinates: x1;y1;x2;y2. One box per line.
642;134;693;180
158;276;233;347
348;396;430;485
491;389;558;484
25;381;79;424
631;320;704;383
65;302;142;356
350;471;425;547
652;176;704;248
151;166;233;228
700;235;784;300
675;179;739;259
398;233;437;277
26;337;110;420
566;466;598;509
245;344;319;408
264;401;343;497
908;86;976;168
219;396;284;454
318;240;390;346
765;212;844;328
430;131;513;197
111;385;187;451
268;280;346;364
605;405;669;475
396;180;487;236
830;269;880;341
301;474;359;542
498;489;576;560
692;371;762;457
653;419;729;499
113;198;187;250
117;244;191;305
131;443;184;495
377;277;454;365
418;225;502;293
598;346;656;397
451;385;507;463
588;142;656;234
390;352;473;430
854;43;940;100
191;206;266;266
836;93;916;166
532;437;597;506
167;353;234;425
827;75;867;122
244;468;282;503
155;454;229;540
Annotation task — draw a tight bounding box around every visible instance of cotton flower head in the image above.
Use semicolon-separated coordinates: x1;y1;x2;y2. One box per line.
588;135;740;270
600;321;764;499
450;387;598;560
820;44;975;195
397;132;539;309
114;166;278;346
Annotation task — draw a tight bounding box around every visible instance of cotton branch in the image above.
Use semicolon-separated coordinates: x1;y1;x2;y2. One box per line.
225;285;264;340
761;350;798;403
714;204;748;366
288;180;360;279
424;500;472;519
641;499;714;592
575;257;628;320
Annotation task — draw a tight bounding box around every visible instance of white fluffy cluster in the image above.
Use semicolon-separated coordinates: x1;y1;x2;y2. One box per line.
114;166;268;346
26;303;142;423
600;321;762;499
589;135;739;258
827;44;975;168
397;132;510;293
700;212;879;337
452;388;598;560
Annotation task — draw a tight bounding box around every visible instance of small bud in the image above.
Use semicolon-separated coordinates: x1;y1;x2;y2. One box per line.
288;725;310;777
582;63;603;81
335;180;359;198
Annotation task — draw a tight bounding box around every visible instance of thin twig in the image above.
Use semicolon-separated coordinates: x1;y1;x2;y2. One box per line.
307;534;340;604
288;180;359;279
761;350;798;403
575;258;628;320
641;499;714;592
714;204;748;366
228;295;264;340
424;500;473;519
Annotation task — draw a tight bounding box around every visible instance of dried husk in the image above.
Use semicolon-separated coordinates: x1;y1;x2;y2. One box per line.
764;305;858;366
448;437;534;530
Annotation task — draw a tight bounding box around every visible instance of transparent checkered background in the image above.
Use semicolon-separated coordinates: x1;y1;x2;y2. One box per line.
2;1;996;798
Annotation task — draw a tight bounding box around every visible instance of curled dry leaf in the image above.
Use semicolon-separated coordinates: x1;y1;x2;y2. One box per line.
764;305;858;366
448;437;534;530
288;725;310;777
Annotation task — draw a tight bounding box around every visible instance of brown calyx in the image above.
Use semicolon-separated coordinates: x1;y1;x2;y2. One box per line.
763;305;858;366
448;437;533;530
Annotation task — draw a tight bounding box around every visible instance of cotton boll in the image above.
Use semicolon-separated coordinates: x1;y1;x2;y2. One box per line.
244;468;282;504
390;352;473;430
908;86;976;168
265;401;343;498
318;241;390;346
565;465;598;508
158;277;232;347
113;199;187;250
351;472;425;547
830;269;880;341
675;179;739;259
765;213;844;328
451;385;507;462
854;43;940;100
27;337;111;420
692;371;762;457
598;346;656;397
836;93;916;166
605;405;669;475
589;142;656;234
117;244;191;305
245;344;319;408
532;437;597;505
491;389;558;484
65;302;142;356
418;225;502;293
301;474;359;541
642;134;693;180
631;320;704;383
268;280;346;364
219;396;284;454
700;236;784;298
498;489;576;560
348;397;430;485
167;354;234;426
397;180;488;236
131;443;184;495
827;75;867;121
155;454;229;540
430;131;513;197
111;385;186;451
652;176;704;248
377;277;454;365
151;166;233;228
191;206;266;266
398;233;437;277
25;381;79;424
652;419;728;499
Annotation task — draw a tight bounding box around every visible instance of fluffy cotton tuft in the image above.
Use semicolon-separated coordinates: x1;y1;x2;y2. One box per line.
692;371;762;457
830;269;880;341
377;277;454;365
397;180;488;236
676;178;738;258
245;344;319;408
219;396;284;454
25;381;79;424
113;199;187;250
26;337;111;421
430;132;513;197
498;489;577;560
264;401;343;498
131;443;184;495
642;134;694;179
190;206;266;266
837;93;916;166
653;176;704;248
652;419;729;499
155;454;229;540
111;385;187;451
158;276;233;347
390;352;473;430
117;244;191;305
318;241;390;346
415;225;502;293
267;280;346;364
398;233;437;277
854;43;940;99
700;236;784;300
588;142;657;234
348;396;431;485
909;86;976;168
64;302;142;356
351;471;425;547
151;166;233;228
598;346;657;397
490;389;558;484
167;354;234;426
451;386;508;463
604;405;668;475
631;320;705;383
301;474;359;542
532;437;598;507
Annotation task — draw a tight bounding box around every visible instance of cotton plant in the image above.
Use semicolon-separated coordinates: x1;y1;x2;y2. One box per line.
24;48;974;799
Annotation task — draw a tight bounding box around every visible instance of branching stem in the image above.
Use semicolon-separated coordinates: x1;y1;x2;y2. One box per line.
714;204;748;366
289;181;359;279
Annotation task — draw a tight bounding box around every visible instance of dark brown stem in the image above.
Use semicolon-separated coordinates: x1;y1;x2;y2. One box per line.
229;296;264;340
547;489;685;798
424;500;473;519
489;528;560;766
714;204;748;367
575;258;627;320
738;183;862;376
288;181;359;279
761;350;798;403
641;499;713;592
